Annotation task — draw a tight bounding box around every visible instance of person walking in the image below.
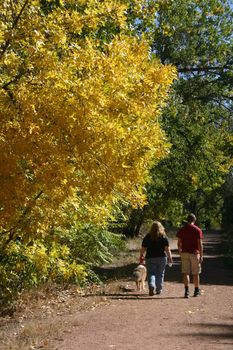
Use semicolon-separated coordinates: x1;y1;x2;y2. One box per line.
139;221;173;296
176;213;203;298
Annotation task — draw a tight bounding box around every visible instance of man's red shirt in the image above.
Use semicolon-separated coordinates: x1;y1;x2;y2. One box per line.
176;224;203;254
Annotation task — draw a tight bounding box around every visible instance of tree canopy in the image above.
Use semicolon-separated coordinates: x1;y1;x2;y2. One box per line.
0;0;176;243
124;0;233;229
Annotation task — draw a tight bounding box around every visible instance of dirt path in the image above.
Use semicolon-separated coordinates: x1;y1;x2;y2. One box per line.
49;231;233;350
0;232;232;350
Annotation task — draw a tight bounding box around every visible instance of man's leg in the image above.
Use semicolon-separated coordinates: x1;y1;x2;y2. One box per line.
181;253;191;298
183;273;190;287
191;254;201;296
193;274;199;288
193;274;200;296
183;273;190;298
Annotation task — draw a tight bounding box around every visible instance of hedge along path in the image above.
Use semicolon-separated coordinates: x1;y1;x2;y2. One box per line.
49;231;233;350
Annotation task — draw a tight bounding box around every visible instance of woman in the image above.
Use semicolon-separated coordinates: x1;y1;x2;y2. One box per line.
140;221;173;296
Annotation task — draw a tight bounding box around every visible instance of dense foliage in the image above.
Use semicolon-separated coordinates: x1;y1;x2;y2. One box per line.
1;0;232;304
0;0;175;241
0;0;176;303
124;0;233;231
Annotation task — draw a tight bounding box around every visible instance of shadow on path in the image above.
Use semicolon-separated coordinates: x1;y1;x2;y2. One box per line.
94;231;233;288
200;231;233;286
177;322;233;344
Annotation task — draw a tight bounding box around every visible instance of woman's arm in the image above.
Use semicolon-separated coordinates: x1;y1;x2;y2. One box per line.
140;246;146;258
165;246;173;263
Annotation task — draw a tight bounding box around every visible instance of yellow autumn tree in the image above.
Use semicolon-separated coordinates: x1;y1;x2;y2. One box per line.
0;0;176;242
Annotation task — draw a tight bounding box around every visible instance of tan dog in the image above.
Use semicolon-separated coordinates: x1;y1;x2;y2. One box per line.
133;264;147;291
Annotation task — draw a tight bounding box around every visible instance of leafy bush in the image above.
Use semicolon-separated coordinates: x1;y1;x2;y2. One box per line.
0;223;125;306
58;223;126;266
0;240;86;306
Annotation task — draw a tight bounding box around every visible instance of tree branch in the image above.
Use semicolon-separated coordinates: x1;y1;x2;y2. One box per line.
1;190;44;247
178;65;231;74
0;0;29;58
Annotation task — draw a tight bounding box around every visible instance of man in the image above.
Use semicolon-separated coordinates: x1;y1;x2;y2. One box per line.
177;213;203;298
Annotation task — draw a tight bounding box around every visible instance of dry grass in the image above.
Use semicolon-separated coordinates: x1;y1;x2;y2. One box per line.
0;238;141;350
106;237;141;266
0;283;113;350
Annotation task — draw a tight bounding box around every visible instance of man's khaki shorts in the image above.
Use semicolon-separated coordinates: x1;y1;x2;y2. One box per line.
180;253;201;275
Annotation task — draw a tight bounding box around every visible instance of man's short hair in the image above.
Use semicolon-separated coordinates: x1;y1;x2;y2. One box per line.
187;213;196;223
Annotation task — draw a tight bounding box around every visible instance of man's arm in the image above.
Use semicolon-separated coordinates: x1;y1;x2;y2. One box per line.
198;238;203;263
177;237;182;254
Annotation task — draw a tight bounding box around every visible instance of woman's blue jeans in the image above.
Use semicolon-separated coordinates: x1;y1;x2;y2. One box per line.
146;257;167;293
